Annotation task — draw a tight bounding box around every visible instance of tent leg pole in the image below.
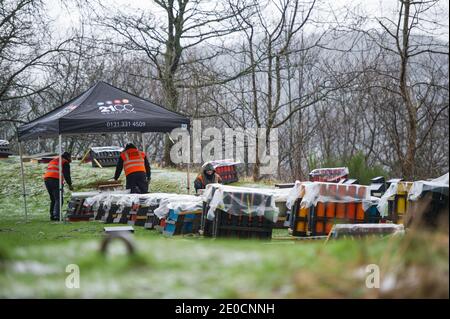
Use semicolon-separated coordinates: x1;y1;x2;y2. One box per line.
187;162;191;194
59;134;63;223
141;132;145;155
18;141;28;222
186;121;191;195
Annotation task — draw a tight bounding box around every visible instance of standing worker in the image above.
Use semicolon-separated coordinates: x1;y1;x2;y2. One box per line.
43;152;73;221
194;163;222;194
114;143;151;194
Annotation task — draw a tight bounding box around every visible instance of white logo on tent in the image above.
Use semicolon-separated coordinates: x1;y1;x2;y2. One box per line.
98;99;135;114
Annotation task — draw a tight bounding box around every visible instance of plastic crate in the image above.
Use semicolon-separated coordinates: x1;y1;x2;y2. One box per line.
101;203;119;224
291;183;381;237
90;149;122;168
387;182;413;224
163;209;202;236
93;203;106;221
215;165;239;184
127;202;149;227
143;205;160;229
211;209;274;240
113;205;131;224
66;197;93;221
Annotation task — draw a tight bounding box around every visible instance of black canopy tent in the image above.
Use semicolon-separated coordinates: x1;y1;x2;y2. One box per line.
17;81;191;221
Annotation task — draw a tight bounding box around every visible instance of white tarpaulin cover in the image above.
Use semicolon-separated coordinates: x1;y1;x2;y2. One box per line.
71;191;101;199
286;181;372;211
376;183;398;217
301;182;371;210
142;193;189;207
408;173;449;201
203;184;281;222
286;181;313;210
154;195;202;218
83;190;130;210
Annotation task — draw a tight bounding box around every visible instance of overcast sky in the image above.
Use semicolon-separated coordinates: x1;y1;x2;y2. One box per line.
47;0;449;41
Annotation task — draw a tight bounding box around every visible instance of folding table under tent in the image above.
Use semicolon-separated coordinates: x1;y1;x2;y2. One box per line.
17;81;191;221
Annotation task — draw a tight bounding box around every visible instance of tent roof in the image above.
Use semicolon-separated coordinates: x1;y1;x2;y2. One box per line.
18;81;190;141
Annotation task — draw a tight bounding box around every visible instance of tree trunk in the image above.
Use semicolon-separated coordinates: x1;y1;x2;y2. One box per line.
399;0;417;180
162;75;179;167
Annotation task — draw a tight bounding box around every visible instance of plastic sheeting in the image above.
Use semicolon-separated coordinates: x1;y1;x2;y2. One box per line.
408;173;449;201
141;193;187;207
71;191;100;199
203;184;291;203
202;159;240;168
154;195;203;219
376;183;397;217
309;167;349;182
300;182;371;210
203;184;280;222
116;194;140;212
285;181;313;210
83;190;130;210
102;194;129;211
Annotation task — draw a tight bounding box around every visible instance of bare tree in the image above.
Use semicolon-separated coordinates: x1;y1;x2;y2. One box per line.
365;0;449;179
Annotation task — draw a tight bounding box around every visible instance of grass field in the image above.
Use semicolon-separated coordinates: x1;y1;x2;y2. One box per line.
0;157;448;298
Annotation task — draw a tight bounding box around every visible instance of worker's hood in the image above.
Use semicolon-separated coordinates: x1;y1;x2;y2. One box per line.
203;163;215;174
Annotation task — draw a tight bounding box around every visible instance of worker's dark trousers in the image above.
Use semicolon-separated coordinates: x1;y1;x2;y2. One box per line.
126;172;149;194
45;178;63;220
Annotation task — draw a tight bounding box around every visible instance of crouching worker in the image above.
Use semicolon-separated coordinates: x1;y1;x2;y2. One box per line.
43;152;73;221
194;163;222;194
114;143;151;194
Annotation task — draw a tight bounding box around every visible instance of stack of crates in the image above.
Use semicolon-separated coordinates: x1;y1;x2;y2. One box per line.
0;140;11;158
163;209;203;236
203;159;240;184
66;198;89;221
212;209;274;239
214;165;238;184
101;195;123;224
66;192;100;221
93;201;106;221
291;182;380;237
309;167;349;183
369;176;386;197
113;196;134;224
387;182;413;224
90;146;123;168
143;203;161;229
203;188;276;240
128;197;153;227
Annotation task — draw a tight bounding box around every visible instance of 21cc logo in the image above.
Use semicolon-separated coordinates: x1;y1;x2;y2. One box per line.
99;104;135;113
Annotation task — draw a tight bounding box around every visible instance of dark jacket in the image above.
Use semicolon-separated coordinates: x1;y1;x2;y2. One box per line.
194;165;222;192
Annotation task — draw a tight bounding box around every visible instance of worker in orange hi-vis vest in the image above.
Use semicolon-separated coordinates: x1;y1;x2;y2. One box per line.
114;143;151;194
43;152;73;221
194;163;222;194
